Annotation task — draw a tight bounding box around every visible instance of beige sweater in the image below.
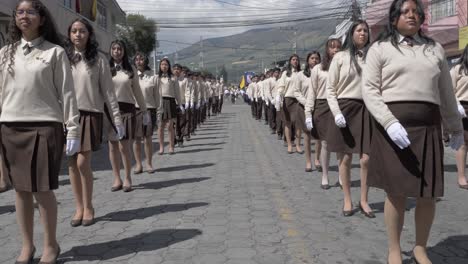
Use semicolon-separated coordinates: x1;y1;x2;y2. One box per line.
185;79;194;105
72;52;122;125
159;76;181;105
263;77;277;102
363;40;462;133
451;64;468;102
0;38;80;139
305;65;328;118
326;50;364;117
177;76;187;105
294;71;311;106
136;71;159;109
113;66;147;112
277;69;300;98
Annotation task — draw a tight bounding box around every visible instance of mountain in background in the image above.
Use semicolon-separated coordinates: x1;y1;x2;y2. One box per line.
165;19;339;85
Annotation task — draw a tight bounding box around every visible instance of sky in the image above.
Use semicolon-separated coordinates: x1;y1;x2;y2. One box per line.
115;0;338;55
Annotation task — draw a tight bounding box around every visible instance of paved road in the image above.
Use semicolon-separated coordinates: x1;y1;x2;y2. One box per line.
0;102;467;264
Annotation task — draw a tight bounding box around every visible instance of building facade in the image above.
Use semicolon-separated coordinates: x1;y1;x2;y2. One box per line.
0;0;125;54
366;0;468;59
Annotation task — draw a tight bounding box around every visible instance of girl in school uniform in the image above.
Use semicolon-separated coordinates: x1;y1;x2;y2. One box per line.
363;0;463;263
157;58;182;155
133;52;159;174
277;54;304;154
451;44;468;190
305;39;342;189
108;40;150;193
326;20;374;218
0;0;80;262
295;51;321;172
66;18;123;227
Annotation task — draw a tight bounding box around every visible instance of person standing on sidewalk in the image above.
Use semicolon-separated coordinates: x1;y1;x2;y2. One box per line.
295;51;321;172
305;39;342;189
66;18;124;227
132;52;158;174
108;40;150;193
450;44;468;190
326;20;374;218
363;1;463;262
0;1;80;262
173;64;187;147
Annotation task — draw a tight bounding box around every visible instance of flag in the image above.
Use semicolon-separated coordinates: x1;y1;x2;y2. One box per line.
239;75;245;89
245;71;255;84
91;0;98;21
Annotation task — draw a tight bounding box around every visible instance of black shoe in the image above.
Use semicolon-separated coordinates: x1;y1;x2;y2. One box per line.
321;184;330;190
358;203;376;218
342;209;354;217
305;168;313;172
38;246;60;264
0;184;11;193
316;165;322;172
123;186;133;192
277;134;282;140
178;141;183;147
15;247;36;264
111;185;122;192
70;217;82;227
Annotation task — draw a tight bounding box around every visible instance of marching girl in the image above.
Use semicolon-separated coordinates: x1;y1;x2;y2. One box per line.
173;64;187;147
157;58;182;155
363;0;463;262
184;68;194;141
0;0;80;262
277;55;303;154
66;18;123;227
451;44;468;190
295;51;321;172
305;39;342;189
108;40;149;193
191;72;200;135
132;52;158;174
326;20;374;217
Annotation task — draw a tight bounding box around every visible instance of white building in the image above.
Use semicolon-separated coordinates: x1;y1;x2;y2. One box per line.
0;0;125;53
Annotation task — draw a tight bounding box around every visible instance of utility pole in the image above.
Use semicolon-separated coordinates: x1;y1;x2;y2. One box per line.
199;36;204;69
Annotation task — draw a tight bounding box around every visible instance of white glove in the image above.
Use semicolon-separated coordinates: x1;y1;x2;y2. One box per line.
143;111;151;125
117;124;126;140
179;105;185;114
386;122;411;149
306;117;313;131
66;139;80;156
186;103;191;109
275;95;281;104
195;103;200;110
255;98;258;102
219;95;222;100
449;132;464;150
458;104;466;118
334;114;347;128
266;101;269;106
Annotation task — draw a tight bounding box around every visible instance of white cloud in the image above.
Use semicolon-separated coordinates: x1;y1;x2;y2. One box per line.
116;0;337;54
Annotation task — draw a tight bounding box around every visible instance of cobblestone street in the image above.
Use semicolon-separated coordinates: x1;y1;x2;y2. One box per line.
1;102;467;264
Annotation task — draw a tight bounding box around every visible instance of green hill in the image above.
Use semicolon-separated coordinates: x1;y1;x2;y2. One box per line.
167;19;339;84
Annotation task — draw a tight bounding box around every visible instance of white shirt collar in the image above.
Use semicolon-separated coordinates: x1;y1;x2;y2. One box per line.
20;36;44;49
398;33;422;44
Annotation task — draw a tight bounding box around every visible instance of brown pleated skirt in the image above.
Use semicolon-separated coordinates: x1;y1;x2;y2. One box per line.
1;122;65;192
135;108;157;138
282;97;297;127
79;110;103;152
311;99;331;140
161;97;177;121
326;99;371;154
460;101;468;142
296;103;307;133
368;102;444;198
118;102;136;141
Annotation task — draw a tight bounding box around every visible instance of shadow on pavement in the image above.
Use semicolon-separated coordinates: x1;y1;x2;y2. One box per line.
176;148;223;154
134;177;210;190
95;202;209;222
59;229;202;262
156;163;215;172
189;136;229;141
401;235;468;264
444;164;457;172
0;204;15;215
183;142;226;148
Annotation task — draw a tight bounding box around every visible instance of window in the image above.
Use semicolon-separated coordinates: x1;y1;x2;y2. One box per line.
431;0;455;23
63;0;72;9
97;1;107;30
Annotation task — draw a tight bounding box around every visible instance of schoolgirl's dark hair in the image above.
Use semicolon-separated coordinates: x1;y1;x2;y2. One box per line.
458;44;468;75
322;38;342;71
2;0;63;75
342;19;370;75
65;18;99;67
286;54;301;77
376;0;434;51
109;40;134;78
158;58;173;78
133;51;151;71
303;51;321;77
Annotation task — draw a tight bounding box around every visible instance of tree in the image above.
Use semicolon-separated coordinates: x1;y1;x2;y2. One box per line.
219;64;228;82
116;14;157;57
